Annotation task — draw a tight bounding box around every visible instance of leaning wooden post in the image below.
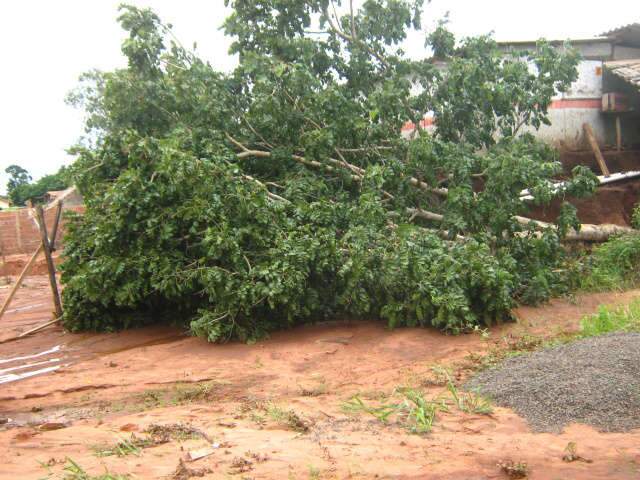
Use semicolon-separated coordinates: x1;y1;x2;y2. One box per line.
35;205;63;318
583;123;611;177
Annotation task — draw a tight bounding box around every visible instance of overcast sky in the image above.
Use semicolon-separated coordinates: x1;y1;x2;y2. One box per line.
0;0;638;194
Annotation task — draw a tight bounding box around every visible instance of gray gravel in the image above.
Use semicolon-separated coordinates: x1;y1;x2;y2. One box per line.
466;333;640;432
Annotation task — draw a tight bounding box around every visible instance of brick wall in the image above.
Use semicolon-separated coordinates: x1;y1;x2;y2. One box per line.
0;206;84;256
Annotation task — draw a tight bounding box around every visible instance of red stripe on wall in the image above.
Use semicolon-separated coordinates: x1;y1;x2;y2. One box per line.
401;98;601;131
401;117;434;132
549;98;601;109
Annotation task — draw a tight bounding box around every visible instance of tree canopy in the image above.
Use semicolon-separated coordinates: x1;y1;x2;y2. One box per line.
4;164;69;206
61;1;598;342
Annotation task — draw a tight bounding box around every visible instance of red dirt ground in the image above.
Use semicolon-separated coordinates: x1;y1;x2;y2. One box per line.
1;276;639;479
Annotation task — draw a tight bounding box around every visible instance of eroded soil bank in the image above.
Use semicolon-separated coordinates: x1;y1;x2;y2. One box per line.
1;276;639;479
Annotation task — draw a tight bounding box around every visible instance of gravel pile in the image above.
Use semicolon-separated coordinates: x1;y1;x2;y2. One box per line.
466;333;640;432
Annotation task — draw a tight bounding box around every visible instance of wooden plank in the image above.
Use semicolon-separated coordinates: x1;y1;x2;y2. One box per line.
583;123;611;177
35;205;63;318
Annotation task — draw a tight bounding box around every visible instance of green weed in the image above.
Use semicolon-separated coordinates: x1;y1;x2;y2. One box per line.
92;434;151;457
61;458;130;480
396;388;444;433
580;233;640;291
433;367;493;415
172;382;215;403
266;404;310;432
632;203;640;230
580;299;640;337
343;389;447;433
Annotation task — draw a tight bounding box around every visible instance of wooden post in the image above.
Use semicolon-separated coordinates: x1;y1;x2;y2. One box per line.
615;116;622;152
35;205;63;318
49;201;64;250
583;123;610;177
0;202;64;322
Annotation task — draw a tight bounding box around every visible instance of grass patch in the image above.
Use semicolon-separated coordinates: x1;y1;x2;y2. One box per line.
343;390;445;434
439;368;493;415
92;434;156;457
172;382;216;403
580;233;640;292
579;299;640;337
62;458;130;480
266;404;310;432
343;372;492;434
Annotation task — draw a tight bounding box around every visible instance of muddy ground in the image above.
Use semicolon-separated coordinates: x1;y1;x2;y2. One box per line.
1;276;640;479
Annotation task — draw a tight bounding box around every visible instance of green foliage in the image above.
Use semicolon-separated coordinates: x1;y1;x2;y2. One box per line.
580;233;640;291
579;299;640;337
4;164;69;206
631;203;640;229
61;2;592;342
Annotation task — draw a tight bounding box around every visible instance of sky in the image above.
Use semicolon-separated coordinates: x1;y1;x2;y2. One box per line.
0;0;638;194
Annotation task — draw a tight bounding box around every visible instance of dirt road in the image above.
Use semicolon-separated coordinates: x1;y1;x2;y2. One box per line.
1;276;639;479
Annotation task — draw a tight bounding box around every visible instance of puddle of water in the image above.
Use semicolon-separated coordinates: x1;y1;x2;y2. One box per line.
0;365;61;385
0;358;60;375
0;345;61;365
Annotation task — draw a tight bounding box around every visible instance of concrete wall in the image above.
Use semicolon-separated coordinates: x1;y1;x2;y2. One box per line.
0;206;84;256
519;60;607;149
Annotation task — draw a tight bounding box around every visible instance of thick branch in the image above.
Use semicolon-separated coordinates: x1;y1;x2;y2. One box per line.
513;216;635;242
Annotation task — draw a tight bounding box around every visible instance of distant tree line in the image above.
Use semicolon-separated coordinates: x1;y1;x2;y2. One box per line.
4;164;70;206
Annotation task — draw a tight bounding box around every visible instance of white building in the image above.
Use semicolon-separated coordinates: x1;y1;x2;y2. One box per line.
499;23;640;150
403;23;640;151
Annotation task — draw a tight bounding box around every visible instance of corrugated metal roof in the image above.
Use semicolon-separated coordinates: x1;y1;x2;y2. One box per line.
605;59;640;88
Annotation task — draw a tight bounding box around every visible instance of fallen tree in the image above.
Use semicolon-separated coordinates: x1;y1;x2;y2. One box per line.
60;1;634;342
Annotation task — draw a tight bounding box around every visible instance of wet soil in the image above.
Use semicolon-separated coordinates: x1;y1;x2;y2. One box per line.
1;276;639;479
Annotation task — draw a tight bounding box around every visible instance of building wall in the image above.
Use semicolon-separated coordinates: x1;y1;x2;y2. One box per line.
402;49;640;149
613;45;640;60
0;205;84;256
520;60;607;149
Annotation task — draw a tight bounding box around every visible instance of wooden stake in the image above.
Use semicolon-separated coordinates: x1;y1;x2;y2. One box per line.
35;205;63;318
583;123;611;177
0;245;43;320
0;202;64;323
18;317;61;338
615;116;622;152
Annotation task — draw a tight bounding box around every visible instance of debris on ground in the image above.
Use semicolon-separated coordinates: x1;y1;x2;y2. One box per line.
144;423;210;442
228;456;253;474
562;442;593;463
497;459;529;478
172;459;212;480
186;446;216;462
467;333;640;432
